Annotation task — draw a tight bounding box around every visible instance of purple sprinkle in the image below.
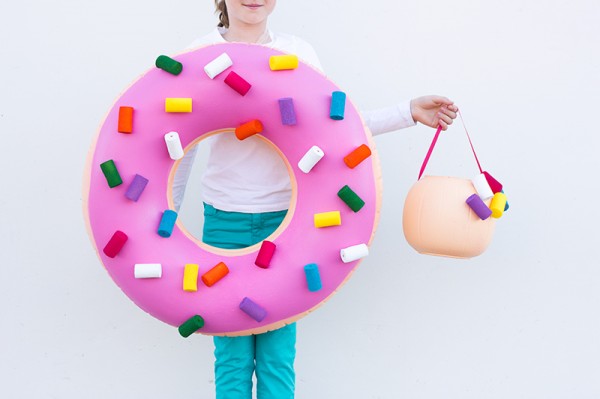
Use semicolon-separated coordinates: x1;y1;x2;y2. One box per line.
466;194;492;220
239;297;267;322
278;98;297;126
125;174;149;202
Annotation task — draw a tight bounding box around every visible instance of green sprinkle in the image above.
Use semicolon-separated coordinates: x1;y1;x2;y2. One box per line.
100;160;122;188
178;315;205;338
337;185;365;212
156;55;183;75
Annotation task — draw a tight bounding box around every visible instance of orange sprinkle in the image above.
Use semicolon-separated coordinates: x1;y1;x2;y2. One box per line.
118;106;134;133
201;262;229;287
235;120;263;140
343;144;371;168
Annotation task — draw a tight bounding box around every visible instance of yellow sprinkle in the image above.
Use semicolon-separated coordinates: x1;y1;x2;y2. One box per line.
183;264;199;292
490;192;507;219
269;55;299;71
314;211;342;228
165;98;192;113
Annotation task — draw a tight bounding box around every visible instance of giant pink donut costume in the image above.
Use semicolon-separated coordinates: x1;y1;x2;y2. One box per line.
83;43;382;336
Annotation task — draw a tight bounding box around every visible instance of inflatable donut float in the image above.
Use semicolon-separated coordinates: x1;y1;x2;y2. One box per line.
83;43;382;336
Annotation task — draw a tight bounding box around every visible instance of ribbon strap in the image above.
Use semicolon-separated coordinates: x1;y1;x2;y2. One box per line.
417;111;483;180
417;125;443;180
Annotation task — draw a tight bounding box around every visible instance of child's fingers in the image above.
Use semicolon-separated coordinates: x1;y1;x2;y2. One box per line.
440;106;457;120
432;95;454;106
438;112;454;126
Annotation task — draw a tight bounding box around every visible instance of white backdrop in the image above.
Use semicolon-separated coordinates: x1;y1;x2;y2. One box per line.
1;0;599;398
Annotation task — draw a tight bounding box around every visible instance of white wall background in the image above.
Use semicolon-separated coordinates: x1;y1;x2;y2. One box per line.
1;0;599;398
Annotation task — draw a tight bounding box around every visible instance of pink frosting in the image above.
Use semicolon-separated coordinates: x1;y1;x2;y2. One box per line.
85;43;379;335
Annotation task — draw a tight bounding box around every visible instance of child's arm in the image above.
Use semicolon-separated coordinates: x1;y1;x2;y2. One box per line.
363;95;457;135
172;145;198;212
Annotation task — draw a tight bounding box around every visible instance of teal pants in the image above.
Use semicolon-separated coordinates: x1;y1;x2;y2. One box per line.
202;204;296;399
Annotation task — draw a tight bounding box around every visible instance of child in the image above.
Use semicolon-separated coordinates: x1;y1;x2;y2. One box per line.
174;1;458;398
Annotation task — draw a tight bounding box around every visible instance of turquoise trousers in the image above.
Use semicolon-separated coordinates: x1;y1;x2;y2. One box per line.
202;204;296;399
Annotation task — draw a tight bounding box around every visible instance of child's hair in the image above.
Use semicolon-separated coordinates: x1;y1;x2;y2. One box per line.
214;0;229;28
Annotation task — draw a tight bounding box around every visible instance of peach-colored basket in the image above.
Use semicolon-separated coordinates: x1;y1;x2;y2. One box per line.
402;125;495;258
403;176;495;258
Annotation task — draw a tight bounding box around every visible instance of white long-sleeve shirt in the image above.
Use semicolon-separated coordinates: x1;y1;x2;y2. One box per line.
173;28;416;213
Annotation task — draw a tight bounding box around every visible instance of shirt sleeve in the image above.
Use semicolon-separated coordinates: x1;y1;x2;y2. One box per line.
294;38;323;72
362;100;416;136
172;145;198;212
185;28;225;50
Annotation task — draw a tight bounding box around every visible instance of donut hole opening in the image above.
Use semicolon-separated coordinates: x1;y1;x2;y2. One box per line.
170;129;295;253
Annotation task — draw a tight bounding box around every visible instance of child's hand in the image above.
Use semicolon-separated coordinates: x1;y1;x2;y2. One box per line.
410;95;458;130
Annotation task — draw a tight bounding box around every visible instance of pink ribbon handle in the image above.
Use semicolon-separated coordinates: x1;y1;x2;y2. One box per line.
417;125;443;180
417;111;483;180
